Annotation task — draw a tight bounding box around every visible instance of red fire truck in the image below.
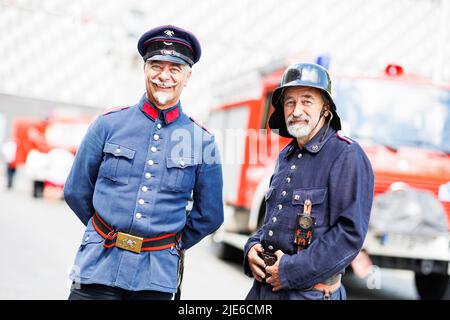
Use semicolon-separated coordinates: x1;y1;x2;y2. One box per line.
208;62;450;299
11;112;93;198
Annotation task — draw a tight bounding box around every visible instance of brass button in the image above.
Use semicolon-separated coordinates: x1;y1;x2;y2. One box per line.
147;160;154;166
268;245;274;250
294;195;300;201
145;172;152;179
153;134;160;141
115;148;121;154
141;186;148;192
298;153;303;159
156;123;162;129
281;191;287;197
312;145;319;151
272;217;277;223
291;165;296;170
277;204;282;210
135;213;142;219
268;230;274;237
151;147;157;152
138;199;145;205
180;160;185;167
286;177;291;183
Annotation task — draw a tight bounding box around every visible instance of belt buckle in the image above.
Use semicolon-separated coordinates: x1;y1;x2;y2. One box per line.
116;232;143;253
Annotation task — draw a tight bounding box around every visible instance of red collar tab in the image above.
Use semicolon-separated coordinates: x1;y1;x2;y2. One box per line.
164;106;180;124
142;100;159;121
142;99;180;125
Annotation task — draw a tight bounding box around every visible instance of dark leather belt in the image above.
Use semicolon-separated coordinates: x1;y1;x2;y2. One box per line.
92;212;181;253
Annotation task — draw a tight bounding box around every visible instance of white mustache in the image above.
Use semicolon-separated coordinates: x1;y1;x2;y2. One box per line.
288;114;310;125
151;79;176;88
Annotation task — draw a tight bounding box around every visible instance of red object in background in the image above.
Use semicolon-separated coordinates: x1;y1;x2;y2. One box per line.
385;64;404;77
10;118;50;169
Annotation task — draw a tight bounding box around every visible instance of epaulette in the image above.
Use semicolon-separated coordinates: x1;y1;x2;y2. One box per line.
336;130;353;144
102;106;130;116
189;116;211;134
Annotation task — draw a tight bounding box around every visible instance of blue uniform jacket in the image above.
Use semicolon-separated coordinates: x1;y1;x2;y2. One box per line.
64;94;224;293
243;126;374;299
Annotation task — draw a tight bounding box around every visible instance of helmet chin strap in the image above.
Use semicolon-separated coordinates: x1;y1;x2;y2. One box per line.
320;110;333;143
303;104;328;144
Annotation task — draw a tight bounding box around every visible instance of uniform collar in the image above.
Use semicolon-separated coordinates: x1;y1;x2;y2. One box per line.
285;125;336;158
139;94;181;125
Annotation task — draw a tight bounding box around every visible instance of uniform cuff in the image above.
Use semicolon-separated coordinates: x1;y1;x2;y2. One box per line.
278;254;294;290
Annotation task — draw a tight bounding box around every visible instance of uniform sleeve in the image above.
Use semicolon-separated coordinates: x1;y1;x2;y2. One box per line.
63;116;105;226
278;145;374;290
180;137;224;250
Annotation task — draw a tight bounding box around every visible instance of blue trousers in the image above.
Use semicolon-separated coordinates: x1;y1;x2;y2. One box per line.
68;283;173;300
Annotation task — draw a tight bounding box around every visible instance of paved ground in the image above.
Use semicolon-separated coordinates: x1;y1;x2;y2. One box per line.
0;168;433;300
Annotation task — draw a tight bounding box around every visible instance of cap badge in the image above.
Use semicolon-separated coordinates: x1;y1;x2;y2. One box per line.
161;49;175;55
164;30;174;37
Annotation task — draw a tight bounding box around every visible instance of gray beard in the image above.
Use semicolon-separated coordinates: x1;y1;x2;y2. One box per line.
287;122;312;138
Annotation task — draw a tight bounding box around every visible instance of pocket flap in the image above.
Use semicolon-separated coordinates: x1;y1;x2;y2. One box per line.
292;188;327;205
103;142;135;159
166;157;195;168
80;230;104;246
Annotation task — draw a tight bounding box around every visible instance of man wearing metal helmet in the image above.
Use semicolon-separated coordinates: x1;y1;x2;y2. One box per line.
243;62;374;300
64;25;224;300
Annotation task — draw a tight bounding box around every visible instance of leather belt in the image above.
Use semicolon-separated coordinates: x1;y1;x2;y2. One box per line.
311;274;342;300
92;212;181;253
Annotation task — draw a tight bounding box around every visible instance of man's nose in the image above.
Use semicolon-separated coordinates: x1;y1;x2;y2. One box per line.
292;103;303;117
158;68;171;81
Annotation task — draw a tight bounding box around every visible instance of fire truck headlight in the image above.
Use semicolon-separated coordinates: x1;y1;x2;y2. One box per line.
438;182;450;202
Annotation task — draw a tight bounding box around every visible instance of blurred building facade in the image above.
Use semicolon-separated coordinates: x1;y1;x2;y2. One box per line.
0;0;449;119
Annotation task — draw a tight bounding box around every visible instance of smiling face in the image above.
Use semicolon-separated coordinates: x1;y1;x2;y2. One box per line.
283;86;329;144
144;60;192;109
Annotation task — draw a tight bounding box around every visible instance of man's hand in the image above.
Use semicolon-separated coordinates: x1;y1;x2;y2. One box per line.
265;250;285;292
247;243;266;282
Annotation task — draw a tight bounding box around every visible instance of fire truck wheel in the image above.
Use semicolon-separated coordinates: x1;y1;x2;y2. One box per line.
414;273;449;300
32;180;44;198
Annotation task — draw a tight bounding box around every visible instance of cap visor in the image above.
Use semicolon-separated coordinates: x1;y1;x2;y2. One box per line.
146;55;187;65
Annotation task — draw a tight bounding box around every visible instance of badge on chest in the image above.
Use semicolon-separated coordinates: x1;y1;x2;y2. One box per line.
294;199;316;252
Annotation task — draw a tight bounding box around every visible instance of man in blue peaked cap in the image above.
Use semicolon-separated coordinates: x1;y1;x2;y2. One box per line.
64;25;224;300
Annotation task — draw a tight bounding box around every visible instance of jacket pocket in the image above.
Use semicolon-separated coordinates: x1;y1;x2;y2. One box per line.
101;142;135;185
72;230;105;280
292;187;328;225
162;157;196;192
150;247;180;290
